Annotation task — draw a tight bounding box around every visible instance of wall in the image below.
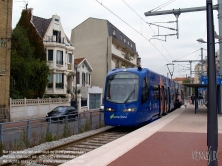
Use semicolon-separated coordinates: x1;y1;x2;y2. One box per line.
9;98;70;121
0;0;12;108
70;18;108;91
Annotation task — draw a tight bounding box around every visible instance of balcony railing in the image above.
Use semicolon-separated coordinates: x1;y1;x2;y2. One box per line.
56;83;64;89
44;36;65;44
56;61;63;65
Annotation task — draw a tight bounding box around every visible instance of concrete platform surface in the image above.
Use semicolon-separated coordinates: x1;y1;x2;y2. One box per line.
60;104;222;166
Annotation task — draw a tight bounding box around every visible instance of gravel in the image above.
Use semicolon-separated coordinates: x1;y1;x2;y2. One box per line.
0;126;112;165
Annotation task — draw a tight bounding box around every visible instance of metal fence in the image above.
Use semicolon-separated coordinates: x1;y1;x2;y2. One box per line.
0;108;10;123
0;111;104;150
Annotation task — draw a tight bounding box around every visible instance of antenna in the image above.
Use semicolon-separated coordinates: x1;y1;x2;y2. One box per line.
15;1;28;9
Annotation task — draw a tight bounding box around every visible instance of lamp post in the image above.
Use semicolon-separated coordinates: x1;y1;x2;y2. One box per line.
74;64;78;109
206;1;218;165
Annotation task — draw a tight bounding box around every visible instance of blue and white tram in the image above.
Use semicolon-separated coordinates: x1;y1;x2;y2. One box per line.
104;67;183;126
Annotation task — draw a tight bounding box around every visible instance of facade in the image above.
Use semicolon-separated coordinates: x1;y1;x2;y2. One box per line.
194;53;220;83
31;13;75;96
0;0;12;109
74;58;103;110
70;17;139;91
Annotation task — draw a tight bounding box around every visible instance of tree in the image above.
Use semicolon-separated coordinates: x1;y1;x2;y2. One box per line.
10;11;49;99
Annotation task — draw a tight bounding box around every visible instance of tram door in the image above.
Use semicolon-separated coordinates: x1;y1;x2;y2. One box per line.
167;87;171;112
159;86;164;116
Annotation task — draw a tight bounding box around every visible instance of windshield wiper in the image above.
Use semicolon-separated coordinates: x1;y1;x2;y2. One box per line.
124;89;135;103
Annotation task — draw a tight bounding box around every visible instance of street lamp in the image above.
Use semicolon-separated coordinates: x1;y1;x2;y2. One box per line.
74;63;78;109
197;38;207;43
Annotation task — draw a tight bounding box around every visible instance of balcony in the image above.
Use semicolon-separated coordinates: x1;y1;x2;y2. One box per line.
44;35;65;44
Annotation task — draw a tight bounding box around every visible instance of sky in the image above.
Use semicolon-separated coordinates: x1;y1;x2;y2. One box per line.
12;0;220;78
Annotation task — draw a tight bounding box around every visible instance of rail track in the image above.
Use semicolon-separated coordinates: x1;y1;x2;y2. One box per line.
0;126;137;166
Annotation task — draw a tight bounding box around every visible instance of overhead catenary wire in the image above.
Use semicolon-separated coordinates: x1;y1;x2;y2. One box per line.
174;49;201;61
121;0;174;62
95;0;171;63
149;0;176;12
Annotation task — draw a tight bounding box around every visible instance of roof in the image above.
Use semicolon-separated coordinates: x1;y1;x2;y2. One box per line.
32;15;52;38
74;58;93;72
107;21;136;52
173;77;194;81
72;17;137;52
74;58;85;65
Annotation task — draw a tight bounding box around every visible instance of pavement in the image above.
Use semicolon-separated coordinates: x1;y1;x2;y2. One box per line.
61;104;222;166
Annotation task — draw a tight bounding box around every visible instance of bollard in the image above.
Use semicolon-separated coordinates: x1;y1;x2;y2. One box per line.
47;117;51;133
78;116;81;133
0;124;3;144
99;113;101;127
90;112;92;130
26;121;30;145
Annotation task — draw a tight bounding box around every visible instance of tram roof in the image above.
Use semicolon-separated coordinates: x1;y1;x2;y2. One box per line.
182;83;207;87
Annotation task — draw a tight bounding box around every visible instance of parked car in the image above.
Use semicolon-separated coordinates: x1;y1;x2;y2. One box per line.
100;104;104;112
46;106;78;123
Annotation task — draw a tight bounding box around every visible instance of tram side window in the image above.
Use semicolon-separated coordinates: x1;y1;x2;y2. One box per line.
153;85;160;100
141;78;148;104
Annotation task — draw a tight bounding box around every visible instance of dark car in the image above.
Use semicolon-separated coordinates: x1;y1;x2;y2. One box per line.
46;106;78;123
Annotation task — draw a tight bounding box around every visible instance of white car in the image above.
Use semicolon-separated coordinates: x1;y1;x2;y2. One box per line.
100;104;104;111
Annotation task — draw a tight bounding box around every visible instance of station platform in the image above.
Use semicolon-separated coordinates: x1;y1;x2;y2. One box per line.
60;104;222;166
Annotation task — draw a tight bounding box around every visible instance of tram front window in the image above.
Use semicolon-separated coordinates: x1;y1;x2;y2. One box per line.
105;72;139;103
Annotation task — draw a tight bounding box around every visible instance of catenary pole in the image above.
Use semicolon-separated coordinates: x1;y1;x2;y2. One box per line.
218;0;222;114
207;1;218;165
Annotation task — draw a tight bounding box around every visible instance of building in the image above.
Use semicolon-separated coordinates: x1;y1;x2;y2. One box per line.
0;0;12;121
74;58;103;110
31;12;75;97
194;53;220;83
70;17;139;92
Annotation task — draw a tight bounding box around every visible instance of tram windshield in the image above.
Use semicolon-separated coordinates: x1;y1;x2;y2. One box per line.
105;72;139;103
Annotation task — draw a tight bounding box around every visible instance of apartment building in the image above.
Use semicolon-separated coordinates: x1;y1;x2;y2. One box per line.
70;17;139;91
194;54;220;83
31;12;75;96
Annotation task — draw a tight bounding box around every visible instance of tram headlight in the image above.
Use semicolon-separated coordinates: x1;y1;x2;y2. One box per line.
123;108;135;112
106;107;115;112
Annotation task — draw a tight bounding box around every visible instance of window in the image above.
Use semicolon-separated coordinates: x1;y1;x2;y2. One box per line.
82;72;85;86
48;50;53;61
76;72;80;84
88;74;91;85
56;73;63;89
55;18;59;22
141;77;149;104
86;73;89;84
124;38;126;43
112;28;116;36
48;73;53;88
115;60;119;68
56;50;63;65
120;35;123;40
68;53;72;64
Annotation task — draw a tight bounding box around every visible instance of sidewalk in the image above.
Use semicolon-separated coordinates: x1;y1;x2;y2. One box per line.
61;104;222;166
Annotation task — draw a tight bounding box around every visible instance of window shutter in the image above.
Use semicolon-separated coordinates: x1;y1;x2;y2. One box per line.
76;72;80;84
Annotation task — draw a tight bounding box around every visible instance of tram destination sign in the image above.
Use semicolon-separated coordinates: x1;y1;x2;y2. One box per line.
201;75;222;85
